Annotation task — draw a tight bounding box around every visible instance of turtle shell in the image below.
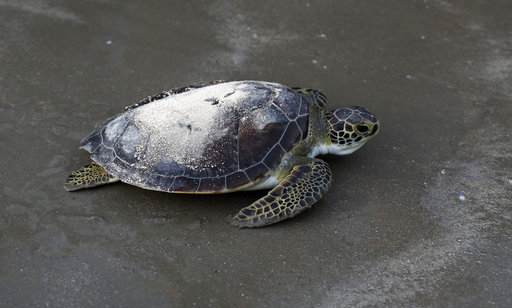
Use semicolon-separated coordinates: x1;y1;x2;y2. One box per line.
80;81;310;193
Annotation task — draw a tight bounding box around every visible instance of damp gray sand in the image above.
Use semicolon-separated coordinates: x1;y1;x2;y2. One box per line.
1;1;511;307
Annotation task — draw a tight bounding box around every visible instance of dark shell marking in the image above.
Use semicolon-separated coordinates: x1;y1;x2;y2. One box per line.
123;80;227;111
81;81;310;193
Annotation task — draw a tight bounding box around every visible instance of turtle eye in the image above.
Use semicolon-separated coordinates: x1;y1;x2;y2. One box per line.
355;124;369;134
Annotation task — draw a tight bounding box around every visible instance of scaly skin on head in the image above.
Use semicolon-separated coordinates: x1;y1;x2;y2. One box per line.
316;106;380;156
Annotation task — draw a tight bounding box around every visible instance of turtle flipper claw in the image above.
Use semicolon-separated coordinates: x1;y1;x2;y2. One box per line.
232;159;332;228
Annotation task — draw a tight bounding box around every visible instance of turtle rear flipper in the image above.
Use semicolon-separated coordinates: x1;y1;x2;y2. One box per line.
232;159;332;228
64;161;119;191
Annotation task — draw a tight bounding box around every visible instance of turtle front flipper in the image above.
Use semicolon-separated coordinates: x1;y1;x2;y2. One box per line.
64;161;119;191
232;159;332;228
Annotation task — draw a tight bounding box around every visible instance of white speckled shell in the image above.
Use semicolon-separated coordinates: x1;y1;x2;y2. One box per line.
80;81;309;193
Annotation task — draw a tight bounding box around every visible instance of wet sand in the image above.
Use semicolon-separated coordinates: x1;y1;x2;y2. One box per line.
1;1;511;306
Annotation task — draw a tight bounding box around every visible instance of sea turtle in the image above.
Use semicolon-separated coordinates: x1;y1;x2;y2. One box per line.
65;80;380;228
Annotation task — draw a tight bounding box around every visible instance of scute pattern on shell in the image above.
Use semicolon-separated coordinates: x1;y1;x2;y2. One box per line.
80;81;310;193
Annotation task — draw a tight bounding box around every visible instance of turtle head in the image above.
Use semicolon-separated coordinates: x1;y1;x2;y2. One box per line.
323;106;380;156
